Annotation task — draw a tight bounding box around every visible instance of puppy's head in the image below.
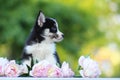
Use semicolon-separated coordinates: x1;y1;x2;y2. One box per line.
36;11;64;42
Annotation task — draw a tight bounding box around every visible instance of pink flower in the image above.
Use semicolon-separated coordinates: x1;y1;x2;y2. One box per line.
0;58;9;76
30;60;75;78
47;65;63;78
78;56;101;78
30;60;63;78
4;60;21;77
30;60;51;77
61;61;74;77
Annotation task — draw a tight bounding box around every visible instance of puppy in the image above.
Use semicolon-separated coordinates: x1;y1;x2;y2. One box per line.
21;11;64;66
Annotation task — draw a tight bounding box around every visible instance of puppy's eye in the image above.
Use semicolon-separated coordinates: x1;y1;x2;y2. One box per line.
51;27;57;32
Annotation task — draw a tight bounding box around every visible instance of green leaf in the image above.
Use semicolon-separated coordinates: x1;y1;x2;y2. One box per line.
36;59;39;63
31;57;34;67
78;66;80;70
27;65;32;71
19;73;29;77
56;63;60;68
73;75;82;78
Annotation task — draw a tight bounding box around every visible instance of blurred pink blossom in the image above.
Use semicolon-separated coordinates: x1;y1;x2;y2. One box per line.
30;60;63;77
30;60;74;78
78;56;101;78
4;60;21;77
47;65;63;77
61;61;74;77
29;60;50;77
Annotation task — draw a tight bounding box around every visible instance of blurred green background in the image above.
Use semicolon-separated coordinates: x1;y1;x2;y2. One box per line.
0;0;120;77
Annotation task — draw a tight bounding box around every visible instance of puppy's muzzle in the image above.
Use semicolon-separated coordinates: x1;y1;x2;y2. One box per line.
51;32;64;42
52;33;64;39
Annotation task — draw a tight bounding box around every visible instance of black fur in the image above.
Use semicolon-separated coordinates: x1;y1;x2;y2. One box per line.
54;52;61;66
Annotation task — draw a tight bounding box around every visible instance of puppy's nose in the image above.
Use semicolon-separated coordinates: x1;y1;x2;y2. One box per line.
62;34;64;38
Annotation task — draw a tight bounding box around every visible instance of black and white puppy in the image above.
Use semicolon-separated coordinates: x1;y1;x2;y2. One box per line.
21;11;64;66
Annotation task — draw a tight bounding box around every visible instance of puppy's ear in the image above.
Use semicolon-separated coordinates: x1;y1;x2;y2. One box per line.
38;11;45;27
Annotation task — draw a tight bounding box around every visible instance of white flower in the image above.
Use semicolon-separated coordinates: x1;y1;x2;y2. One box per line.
19;64;28;74
0;57;9;76
4;60;21;77
78;56;85;67
78;56;101;78
61;61;74;77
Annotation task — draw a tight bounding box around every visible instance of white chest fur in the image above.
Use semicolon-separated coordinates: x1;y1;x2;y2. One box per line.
25;41;56;65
